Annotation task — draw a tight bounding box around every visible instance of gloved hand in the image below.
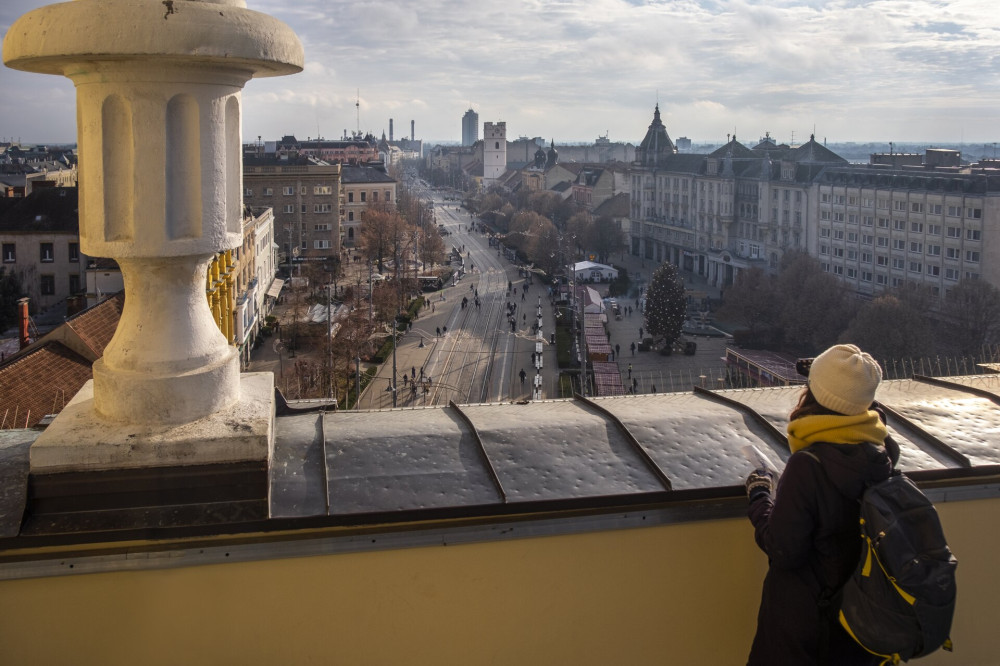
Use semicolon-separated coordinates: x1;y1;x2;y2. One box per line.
745;468;776;503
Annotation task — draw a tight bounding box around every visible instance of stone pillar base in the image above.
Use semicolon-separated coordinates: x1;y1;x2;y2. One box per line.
24;373;276;533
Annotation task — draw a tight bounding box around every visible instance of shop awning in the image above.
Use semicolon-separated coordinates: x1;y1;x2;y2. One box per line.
265;277;285;299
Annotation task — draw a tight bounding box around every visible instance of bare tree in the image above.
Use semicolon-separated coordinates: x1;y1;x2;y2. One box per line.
840;294;934;362
716;266;780;345
941;279;1000;355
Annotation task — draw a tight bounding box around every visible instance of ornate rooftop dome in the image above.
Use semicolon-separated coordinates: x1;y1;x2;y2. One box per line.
636;105;675;167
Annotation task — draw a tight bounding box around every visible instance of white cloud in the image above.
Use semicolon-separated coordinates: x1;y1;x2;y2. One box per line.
1;0;997;143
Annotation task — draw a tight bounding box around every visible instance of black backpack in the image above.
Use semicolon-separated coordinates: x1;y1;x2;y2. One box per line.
838;471;957;663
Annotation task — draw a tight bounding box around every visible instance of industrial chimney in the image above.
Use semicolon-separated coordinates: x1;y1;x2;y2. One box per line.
389;118;394;142
411;120;414;141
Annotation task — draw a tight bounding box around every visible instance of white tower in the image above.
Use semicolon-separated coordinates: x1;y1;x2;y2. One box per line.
483;121;506;190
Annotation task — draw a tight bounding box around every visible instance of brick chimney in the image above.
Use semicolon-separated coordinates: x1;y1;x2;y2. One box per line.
17;297;30;350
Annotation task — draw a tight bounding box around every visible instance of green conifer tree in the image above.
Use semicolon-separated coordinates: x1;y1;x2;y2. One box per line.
643;262;686;348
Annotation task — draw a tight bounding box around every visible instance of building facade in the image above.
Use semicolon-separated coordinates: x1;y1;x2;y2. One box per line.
243;154;342;268
462;109;479;147
340;165;399;249
627;106;1000;302
0;187;87;313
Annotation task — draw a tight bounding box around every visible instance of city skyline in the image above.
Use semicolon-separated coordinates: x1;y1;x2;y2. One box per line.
2;0;998;146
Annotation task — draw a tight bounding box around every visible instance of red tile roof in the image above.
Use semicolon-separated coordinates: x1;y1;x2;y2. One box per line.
0;342;92;428
0;292;124;428
66;291;124;357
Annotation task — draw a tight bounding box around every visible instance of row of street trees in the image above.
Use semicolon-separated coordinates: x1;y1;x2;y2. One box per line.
716;251;1000;361
466;187;626;276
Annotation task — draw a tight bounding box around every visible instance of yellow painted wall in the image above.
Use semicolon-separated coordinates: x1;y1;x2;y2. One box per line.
0;499;994;665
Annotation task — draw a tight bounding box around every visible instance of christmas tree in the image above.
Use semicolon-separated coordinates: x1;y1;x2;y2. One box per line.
644;263;686;348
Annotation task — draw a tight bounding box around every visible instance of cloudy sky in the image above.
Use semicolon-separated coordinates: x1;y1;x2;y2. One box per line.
2;0;998;146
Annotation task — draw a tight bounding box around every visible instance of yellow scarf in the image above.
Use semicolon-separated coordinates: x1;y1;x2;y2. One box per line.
786;410;888;454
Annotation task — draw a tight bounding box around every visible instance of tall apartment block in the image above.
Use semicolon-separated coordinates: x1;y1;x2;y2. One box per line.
462;109;479;147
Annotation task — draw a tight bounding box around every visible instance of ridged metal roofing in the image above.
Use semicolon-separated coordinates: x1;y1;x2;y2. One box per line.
268;375;1000;518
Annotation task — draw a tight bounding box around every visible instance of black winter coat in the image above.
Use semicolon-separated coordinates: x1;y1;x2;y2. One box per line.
746;439;897;666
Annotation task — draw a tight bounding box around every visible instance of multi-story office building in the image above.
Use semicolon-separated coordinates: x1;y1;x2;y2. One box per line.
627;106;1000;301
462;109;479;147
243;152;342;268
340;165;398;249
813;163;999;298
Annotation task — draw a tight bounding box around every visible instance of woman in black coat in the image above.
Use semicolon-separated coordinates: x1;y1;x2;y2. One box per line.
745;344;899;665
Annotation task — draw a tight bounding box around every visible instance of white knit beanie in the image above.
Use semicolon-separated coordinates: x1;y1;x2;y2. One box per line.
808;344;882;415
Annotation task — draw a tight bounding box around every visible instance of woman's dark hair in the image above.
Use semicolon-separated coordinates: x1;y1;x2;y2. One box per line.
789;387;843;420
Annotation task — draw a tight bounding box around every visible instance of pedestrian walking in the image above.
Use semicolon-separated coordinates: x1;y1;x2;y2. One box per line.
436;326;441;337
519;368;526;385
628;363;632;379
639;327;643;339
411;366;416;379
630;342;636;356
615;343;620;357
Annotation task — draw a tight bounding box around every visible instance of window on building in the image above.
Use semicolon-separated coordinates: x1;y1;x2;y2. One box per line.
385;190;391;202
833;229;845;240
893;239;906;250
965;271;980;280
862;252;873;263
313;240;331;249
819;245;829;255
893;219;906;231
495;142;499;149
861;271;872;282
40;242;54;262
313;185;332;195
834;247;845;257
892;258;905;269
928;224;942;235
820;227;831;238
300;204;307;213
946;247;960;259
300;186;307;195
893;200;906;211
862;235;874;245
927;265;940;276
348;192;354;203
945;268;959;280
876;274;887;285
846;267;857;278
966;208;982;219
909;261;922;273
927;245;941;256
69;242;79;263
283;204;294;213
40;274;55;295
877;237;889;248
833;265;844;275
911;203;924;213
245;188;253;197
373;191;379;202
360;192;366;203
946;226;961;238
314;223;331;231
283;186;294;195
313;203;332;213
910;222;924;232
2;243;14;263
931;204;942;215
966;250;980;263
69;273;81;294
348;212;354;221
877;218;889;228
264;187;273;196
966;229;981;241
910;242;922;253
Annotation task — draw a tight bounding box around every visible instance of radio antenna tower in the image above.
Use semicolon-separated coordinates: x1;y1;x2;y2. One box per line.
355;89;360;137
